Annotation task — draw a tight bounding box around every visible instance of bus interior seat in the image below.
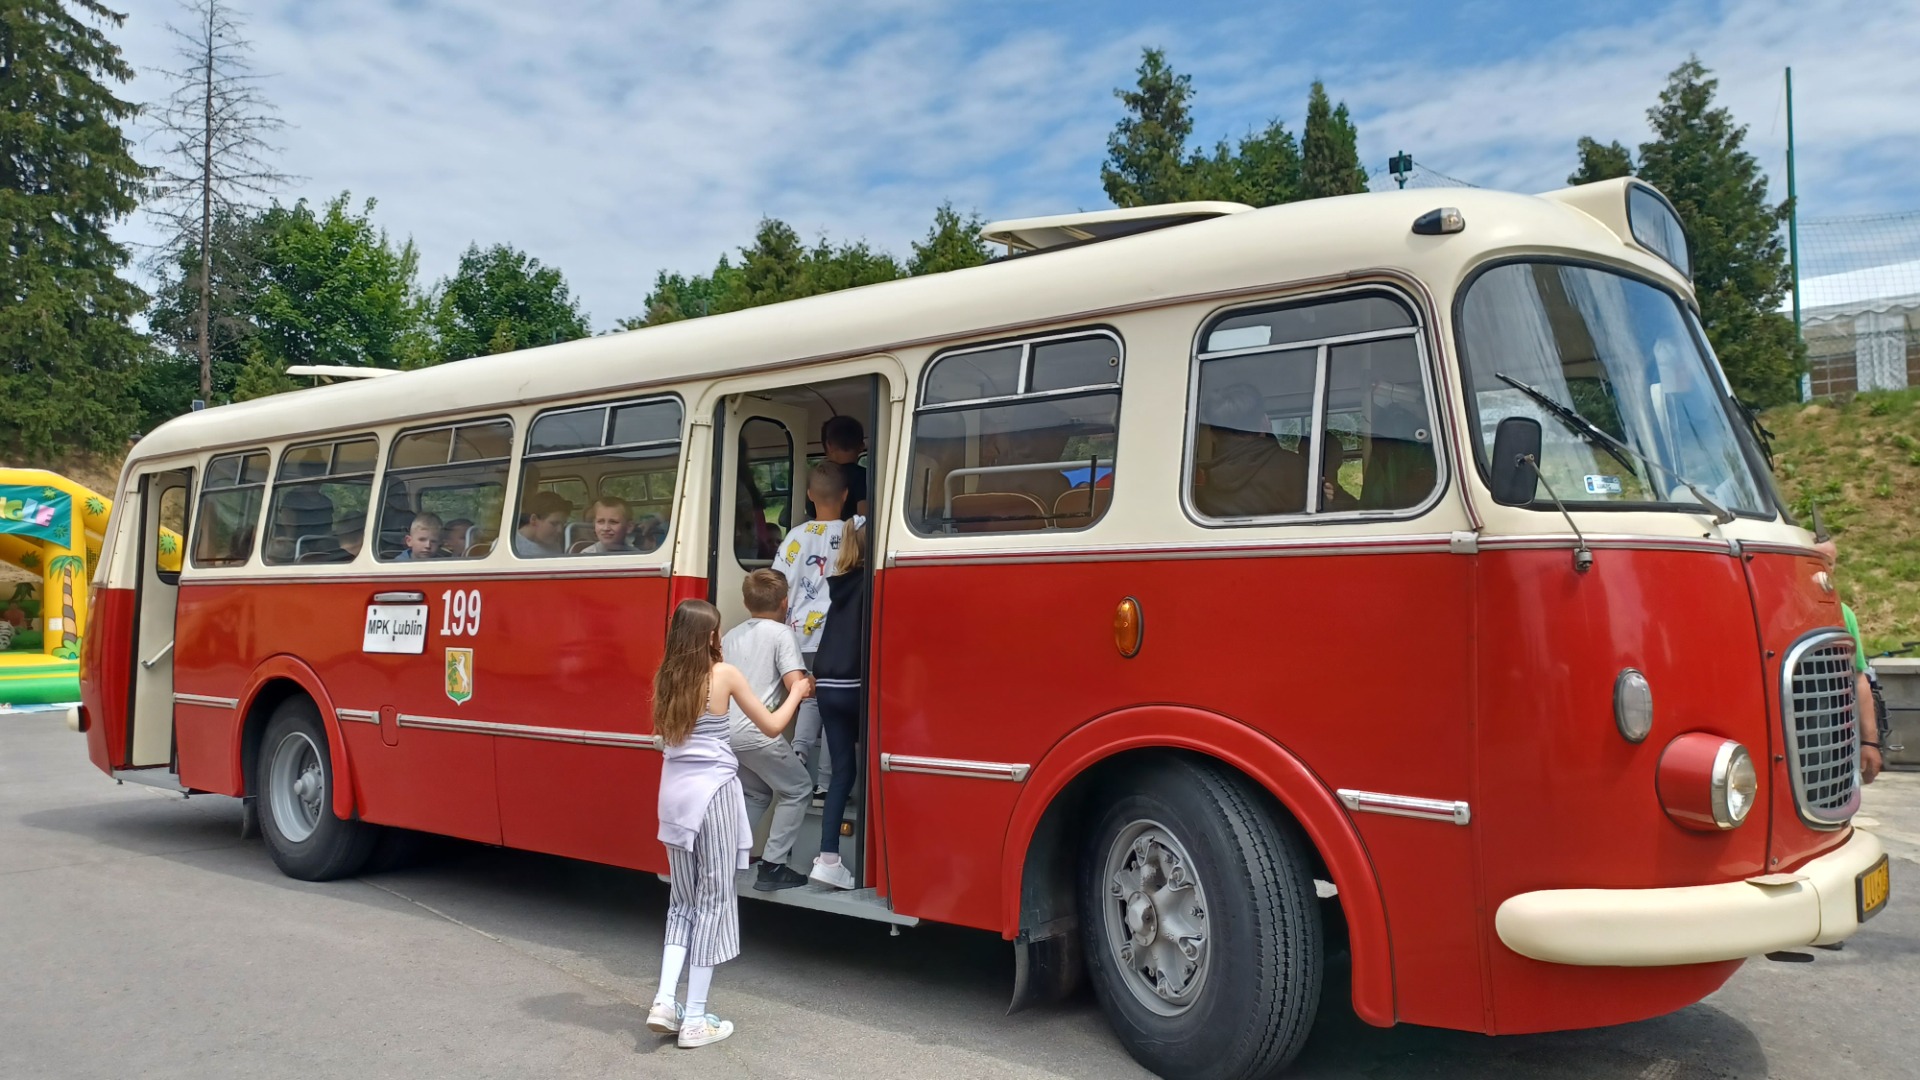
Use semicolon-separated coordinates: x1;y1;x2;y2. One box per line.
565;522;593;550
950;492;1049;533
467;540;494;557
1358;404;1436;510
1051;486;1112;526
569;539;593;554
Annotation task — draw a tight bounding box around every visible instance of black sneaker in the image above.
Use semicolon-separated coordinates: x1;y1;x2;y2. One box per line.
753;862;809;892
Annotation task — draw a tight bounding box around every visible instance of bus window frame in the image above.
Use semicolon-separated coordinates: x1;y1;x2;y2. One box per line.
513;392;687;561
375;415;517;564
264;433;381;566
1179;283;1450;529
188;448;273;570
905;326;1125;538
1450;254;1778;522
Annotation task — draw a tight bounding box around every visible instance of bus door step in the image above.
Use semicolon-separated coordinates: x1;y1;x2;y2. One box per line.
655;870;918;927
113;767;188;794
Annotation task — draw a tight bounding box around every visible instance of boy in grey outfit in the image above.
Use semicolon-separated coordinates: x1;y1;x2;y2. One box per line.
720;570;813;891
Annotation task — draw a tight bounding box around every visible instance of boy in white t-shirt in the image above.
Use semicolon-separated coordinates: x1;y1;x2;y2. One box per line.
720;569;813;891
779;462;862;794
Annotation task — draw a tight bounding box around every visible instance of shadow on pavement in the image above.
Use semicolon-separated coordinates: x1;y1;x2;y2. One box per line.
20;789;1774;1080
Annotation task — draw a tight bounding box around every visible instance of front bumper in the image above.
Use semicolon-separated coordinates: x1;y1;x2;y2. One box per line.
1495;828;1885;966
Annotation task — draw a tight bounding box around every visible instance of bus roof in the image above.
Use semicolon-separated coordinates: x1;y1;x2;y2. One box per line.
129;181;1680;465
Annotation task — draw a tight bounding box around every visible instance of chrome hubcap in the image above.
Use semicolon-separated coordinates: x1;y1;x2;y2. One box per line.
1103;819;1209;1015
268;730;325;843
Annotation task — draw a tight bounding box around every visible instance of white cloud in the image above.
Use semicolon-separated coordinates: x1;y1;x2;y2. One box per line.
110;0;1920;332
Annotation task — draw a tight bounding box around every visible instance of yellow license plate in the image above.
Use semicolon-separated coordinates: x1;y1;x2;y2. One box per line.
1857;855;1890;922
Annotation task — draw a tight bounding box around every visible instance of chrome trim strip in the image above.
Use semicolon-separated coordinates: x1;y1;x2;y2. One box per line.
1740;540;1824;559
178;564;675;587
335;708;380;725
879;753;1030;782
1338;788;1471;825
1478;533;1733;555
371;591;426;603
173;692;239;709
888;533;1457;568
396;712;663;750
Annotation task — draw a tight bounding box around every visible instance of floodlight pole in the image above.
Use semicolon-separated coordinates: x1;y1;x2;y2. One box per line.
1785;67;1801;343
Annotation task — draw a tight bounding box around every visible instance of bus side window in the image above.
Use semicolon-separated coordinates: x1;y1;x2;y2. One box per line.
908;331;1122;536
516;396;683;558
1189;291;1436;521
377;419;514;561
191;451;269;567
264;436;378;565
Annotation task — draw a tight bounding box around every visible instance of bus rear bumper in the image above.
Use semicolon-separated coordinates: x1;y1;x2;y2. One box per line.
1495;828;1885;966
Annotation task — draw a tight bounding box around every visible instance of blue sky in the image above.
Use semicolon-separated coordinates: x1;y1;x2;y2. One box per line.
110;0;1920;331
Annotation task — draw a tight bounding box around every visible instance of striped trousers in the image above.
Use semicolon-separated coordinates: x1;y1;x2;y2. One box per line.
664;778;744;967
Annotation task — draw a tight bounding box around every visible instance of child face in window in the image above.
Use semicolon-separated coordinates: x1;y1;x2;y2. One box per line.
593;504;633;548
404;523;441;559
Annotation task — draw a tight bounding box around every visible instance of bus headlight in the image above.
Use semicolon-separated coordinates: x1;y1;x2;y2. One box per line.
1657;733;1757;831
1614;669;1653;743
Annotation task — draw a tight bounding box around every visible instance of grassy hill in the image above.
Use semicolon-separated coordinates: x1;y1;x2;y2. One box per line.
1767;388;1920;656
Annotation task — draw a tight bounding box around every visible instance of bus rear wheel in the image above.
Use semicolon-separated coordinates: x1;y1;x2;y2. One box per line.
1079;758;1323;1080
257;696;377;881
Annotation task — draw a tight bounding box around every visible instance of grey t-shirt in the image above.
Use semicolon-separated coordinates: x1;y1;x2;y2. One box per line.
720;616;805;744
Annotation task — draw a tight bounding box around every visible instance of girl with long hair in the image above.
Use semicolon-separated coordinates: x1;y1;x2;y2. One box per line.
647;599;811;1048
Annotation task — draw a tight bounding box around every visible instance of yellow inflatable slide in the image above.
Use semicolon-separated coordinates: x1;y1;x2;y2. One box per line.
0;469;178;705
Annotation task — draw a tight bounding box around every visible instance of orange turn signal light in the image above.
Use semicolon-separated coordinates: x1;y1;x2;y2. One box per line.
1114;596;1144;659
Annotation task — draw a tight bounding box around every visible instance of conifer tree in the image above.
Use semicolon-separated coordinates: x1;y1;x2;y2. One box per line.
1573;57;1802;405
1568;137;1635;185
0;0;147;459
1299;81;1368;199
1101;48;1196;207
908;203;993;275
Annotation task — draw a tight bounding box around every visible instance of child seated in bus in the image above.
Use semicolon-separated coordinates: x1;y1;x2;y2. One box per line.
647;599;811;1048
440;517;474;557
721;570;812;891
583;496;635;553
392;512;444;560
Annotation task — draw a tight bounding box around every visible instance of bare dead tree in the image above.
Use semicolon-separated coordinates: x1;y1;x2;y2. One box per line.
145;0;294;401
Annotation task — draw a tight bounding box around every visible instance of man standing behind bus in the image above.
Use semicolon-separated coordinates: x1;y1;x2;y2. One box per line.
516;492;572;557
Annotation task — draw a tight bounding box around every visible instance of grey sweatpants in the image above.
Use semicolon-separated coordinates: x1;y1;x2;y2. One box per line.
733;729;810;866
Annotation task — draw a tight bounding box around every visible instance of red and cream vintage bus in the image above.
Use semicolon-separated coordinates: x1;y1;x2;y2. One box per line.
76;178;1887;1080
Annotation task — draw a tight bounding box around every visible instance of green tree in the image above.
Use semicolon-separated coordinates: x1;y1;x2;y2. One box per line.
1299;81;1368;199
908;203;993;275
1191;121;1303;206
1568;137;1636;185
1101;48;1197;207
47;554;83;657
0;0;147;461
624;261;742;328
1577;57;1802;406
143;206;271;417
431;242;589;359
250;194;429;370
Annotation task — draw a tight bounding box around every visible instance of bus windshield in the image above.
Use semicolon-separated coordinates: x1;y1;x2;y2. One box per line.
1459;261;1768;516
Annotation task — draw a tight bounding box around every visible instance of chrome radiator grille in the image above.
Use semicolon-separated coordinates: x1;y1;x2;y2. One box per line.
1782;633;1861;825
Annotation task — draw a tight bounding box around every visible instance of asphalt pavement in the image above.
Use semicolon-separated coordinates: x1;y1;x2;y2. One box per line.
3;713;1915;1080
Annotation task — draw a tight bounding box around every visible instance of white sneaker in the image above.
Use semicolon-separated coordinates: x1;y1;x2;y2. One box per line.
809;856;855;890
678;1013;734;1048
645;999;682;1035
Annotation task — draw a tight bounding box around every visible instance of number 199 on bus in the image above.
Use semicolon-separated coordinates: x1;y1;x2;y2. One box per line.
440;589;481;637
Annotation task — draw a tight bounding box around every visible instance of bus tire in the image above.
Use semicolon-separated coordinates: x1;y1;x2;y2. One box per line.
1079;757;1323;1080
257;696;377;881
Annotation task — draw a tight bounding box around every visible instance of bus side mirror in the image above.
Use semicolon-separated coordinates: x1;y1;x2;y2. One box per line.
1489;417;1543;505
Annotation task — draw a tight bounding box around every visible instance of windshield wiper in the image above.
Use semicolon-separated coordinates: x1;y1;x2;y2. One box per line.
1494;373;1736;525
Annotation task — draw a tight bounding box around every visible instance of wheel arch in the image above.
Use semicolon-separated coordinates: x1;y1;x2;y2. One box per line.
234;656;356;819
1000;704;1395;1028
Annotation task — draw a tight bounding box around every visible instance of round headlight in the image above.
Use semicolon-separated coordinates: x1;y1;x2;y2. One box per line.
1657;733;1757;831
1714;742;1757;828
1614;668;1653;743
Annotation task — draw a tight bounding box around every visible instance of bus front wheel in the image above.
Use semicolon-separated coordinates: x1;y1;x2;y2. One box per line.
257;696;377;881
1079;758;1323;1080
